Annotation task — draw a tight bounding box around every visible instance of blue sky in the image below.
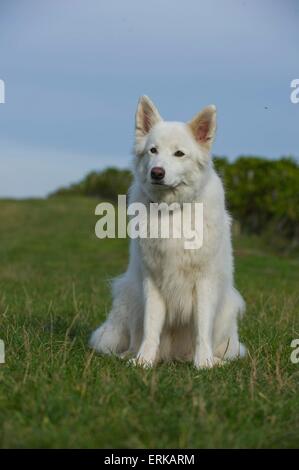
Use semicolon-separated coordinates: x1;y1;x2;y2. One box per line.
0;0;298;197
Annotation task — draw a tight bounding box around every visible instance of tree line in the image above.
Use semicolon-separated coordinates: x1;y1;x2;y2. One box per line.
51;156;299;245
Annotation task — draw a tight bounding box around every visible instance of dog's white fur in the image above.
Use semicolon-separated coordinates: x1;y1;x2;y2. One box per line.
90;96;246;368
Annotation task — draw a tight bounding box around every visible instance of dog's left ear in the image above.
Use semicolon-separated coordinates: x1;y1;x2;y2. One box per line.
188;105;217;150
135;95;162;141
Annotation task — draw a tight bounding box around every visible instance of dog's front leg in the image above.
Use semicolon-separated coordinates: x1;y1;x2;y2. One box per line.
194;277;220;369
134;276;166;368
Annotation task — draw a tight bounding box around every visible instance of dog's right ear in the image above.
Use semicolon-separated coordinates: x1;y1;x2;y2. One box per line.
135;95;162;141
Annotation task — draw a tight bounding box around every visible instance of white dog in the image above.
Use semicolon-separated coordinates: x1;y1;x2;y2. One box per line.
90;96;246;368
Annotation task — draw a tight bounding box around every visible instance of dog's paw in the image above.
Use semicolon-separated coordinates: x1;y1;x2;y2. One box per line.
118;350;134;360
194;356;226;369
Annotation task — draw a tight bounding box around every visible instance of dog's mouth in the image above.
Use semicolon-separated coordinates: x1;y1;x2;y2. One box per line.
151;181;186;190
151;181;168;187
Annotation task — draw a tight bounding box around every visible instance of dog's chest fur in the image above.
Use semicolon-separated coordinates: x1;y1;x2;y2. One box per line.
138;207;208;325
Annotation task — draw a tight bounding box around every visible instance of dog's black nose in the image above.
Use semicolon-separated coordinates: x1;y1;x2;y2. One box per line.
151;167;165;181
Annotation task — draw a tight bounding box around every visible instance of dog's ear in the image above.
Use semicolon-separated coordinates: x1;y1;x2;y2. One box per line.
135;95;162;140
188;105;217;150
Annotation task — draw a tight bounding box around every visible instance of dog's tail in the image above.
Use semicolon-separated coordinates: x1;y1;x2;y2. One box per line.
89;274;132;354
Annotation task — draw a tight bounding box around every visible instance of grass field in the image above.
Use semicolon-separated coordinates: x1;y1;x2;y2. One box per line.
0;197;298;448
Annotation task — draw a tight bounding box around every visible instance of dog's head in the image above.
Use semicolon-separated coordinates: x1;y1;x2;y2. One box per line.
133;95;216;203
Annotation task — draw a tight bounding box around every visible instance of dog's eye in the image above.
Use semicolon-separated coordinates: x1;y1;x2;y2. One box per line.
150;147;158;154
174;150;185;157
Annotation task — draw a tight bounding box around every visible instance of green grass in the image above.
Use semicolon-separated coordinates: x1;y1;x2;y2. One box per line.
0;197;298;448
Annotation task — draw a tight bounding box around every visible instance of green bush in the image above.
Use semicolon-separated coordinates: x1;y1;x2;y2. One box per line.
51;167;132;201
214;156;299;242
